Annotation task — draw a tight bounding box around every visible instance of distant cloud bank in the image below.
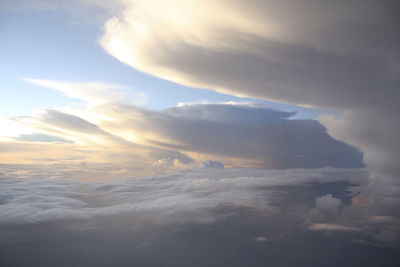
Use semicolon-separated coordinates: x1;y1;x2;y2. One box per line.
1;167;398;247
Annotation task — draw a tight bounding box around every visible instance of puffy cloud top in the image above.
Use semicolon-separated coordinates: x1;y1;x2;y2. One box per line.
199;160;224;169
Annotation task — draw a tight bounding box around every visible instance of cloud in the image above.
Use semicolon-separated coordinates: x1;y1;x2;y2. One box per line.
307;193;343;222
254;236;271;242
0;141;86;165
199;160;224;169
12;109;127;146
13;133;73;143
308;223;360;232
151;156;194;171
165;102;296;124
102;4;397;137
4;108;195;172
303;191;400;247
123;103;364;168
0;0;124;24
24;78;147;107
2;166;399;247
2;0;400;255
0;167;366;226
5;81;364;169
97;0;400;210
315;194;342;215
5;0;398;209
99;0;399;110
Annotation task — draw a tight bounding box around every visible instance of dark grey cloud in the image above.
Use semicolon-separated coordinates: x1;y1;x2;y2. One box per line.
108;103;364;168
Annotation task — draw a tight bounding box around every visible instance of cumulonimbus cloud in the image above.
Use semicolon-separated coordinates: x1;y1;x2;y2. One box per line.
7;79;364;170
98;0;400;206
100;0;399;109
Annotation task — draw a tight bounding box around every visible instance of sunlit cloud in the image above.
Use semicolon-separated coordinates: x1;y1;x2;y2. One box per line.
2;78;365;173
1;1;400;263
0;117;35;141
96;0;400;215
24;78;147;107
0;0;124;24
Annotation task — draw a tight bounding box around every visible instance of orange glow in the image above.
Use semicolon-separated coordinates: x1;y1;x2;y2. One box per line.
351;192;369;207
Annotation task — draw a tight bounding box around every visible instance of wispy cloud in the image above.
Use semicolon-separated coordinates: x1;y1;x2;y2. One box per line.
308;223;360;232
0;0;124;24
24;78;147;107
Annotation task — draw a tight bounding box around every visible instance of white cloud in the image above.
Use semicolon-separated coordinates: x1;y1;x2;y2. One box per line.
99;0;399;109
0;165;400;246
2;166;398;246
24;78;147;107
315;194;342;215
254;236;271;242
306;193;343;223
151;156;193;171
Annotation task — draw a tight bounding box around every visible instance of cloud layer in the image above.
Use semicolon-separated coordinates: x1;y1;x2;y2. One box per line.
2;167;399;248
0;167;364;226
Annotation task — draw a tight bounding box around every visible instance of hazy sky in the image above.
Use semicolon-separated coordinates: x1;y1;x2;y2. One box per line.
0;1;399;266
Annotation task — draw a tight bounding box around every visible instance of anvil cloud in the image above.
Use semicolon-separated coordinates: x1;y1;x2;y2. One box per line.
99;0;400;204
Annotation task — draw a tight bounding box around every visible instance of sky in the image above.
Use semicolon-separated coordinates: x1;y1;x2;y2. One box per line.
0;0;399;266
